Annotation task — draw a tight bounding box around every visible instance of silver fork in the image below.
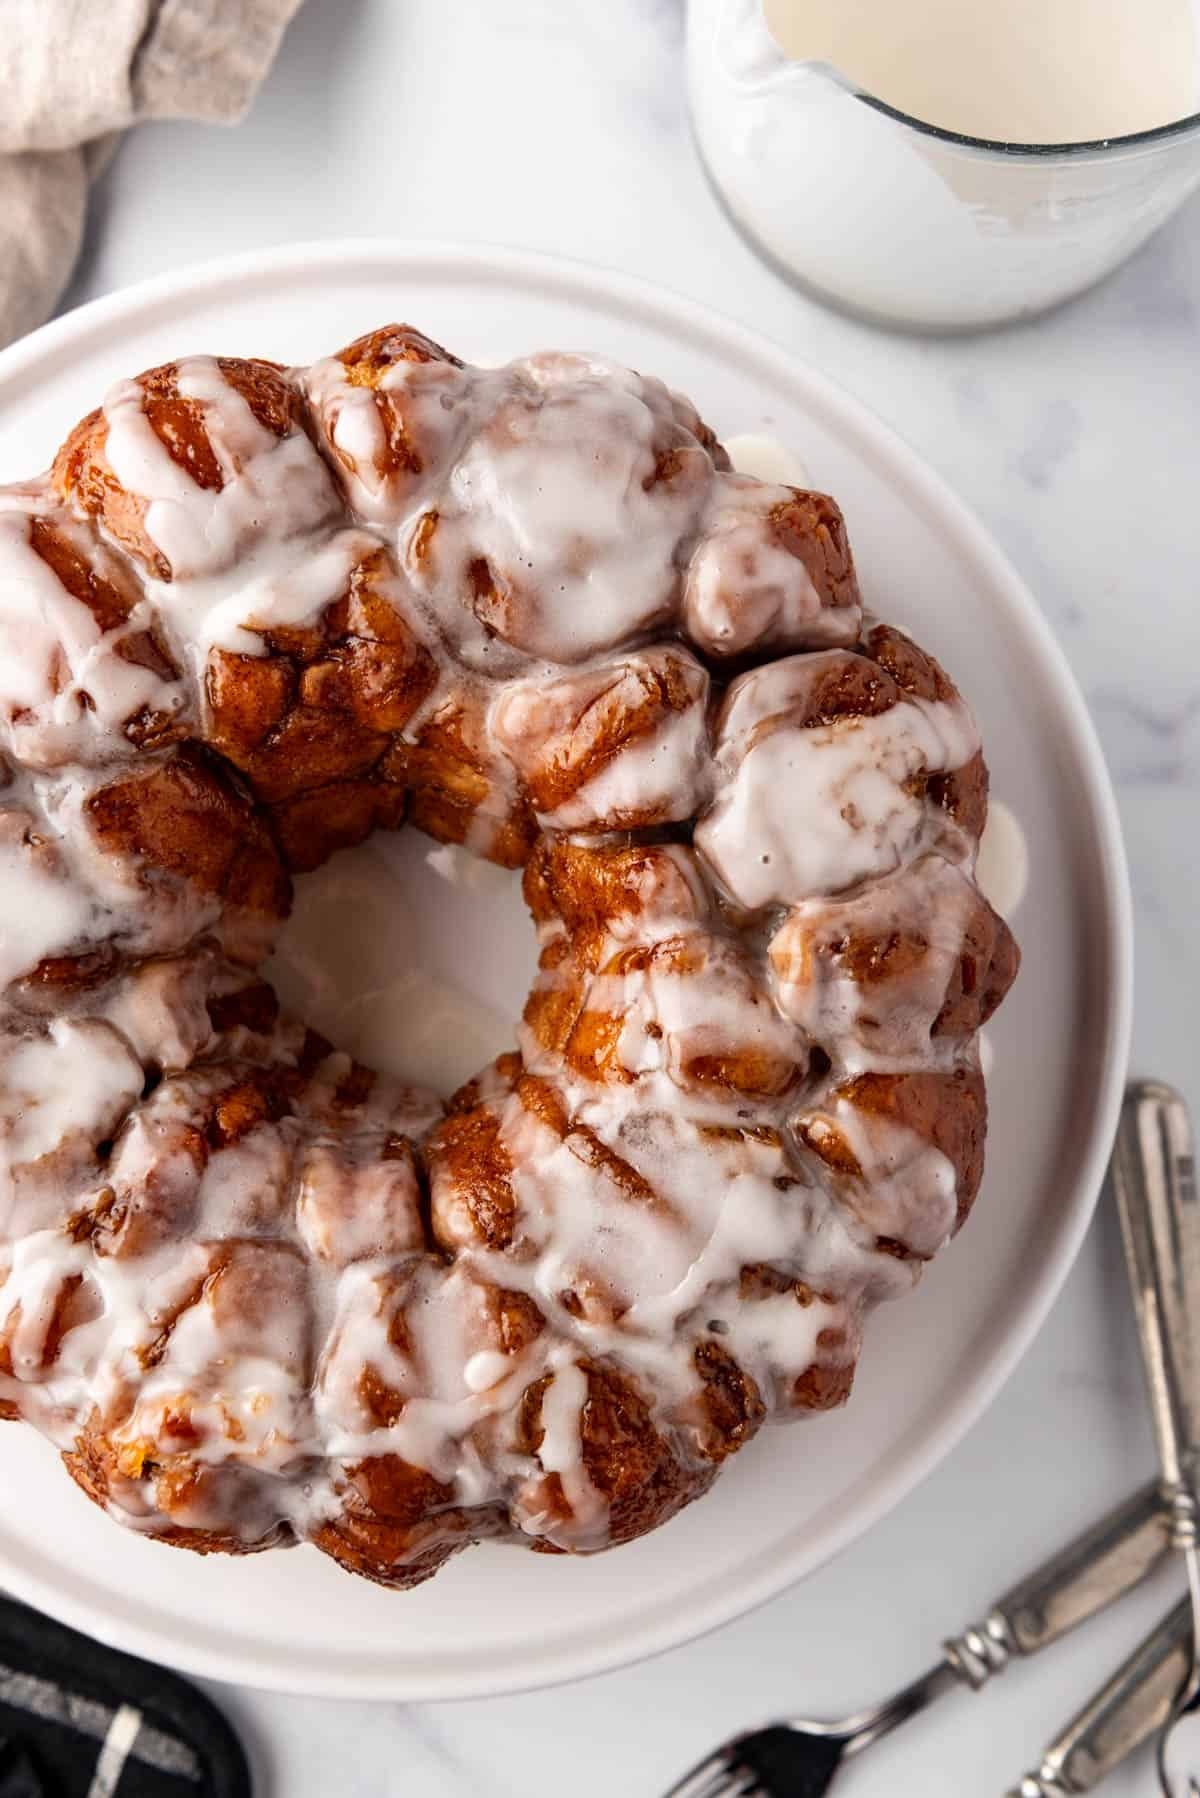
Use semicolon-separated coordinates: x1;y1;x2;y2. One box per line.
663;1481;1171;1798
665;1665;961;1798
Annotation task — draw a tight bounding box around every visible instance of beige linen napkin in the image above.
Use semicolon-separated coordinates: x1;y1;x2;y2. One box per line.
0;0;304;347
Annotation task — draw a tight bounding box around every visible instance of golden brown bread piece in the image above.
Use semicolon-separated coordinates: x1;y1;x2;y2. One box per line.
427;1086;518;1252
795;1067;988;1254
314;325;467;505
493;647;710;826
313;1455;501;1590
771;490;859;615
522;837;708;953
768;855;1019;1053
682;481;861;657
85;745;292;945
202;541;435;868
397;688;539;867
514;1360;714;1548
28;510;145;632
53;359;307;580
522;835;807;1100
727;1265;864;1413
63;1429;296;1559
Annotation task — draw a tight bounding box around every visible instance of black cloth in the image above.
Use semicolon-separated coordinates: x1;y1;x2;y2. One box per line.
0;1597;250;1797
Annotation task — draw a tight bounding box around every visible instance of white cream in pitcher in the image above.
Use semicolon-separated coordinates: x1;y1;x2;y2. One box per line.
763;0;1200;143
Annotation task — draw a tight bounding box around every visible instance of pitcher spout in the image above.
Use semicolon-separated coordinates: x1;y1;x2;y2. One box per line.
701;0;852;98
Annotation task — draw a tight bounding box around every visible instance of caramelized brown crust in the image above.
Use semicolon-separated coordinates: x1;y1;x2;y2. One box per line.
202;543;436;868
692;1339;766;1459
843;1068;988;1230
29;512;143;632
523;837;706;943
53;359;304;580
771;491;859;616
517;1361;713;1547
337;325;464;383
768;857;1019;1051
313;326;469;506
85;746;291;932
63;1429;294;1558
312;1456;496;1591
494;649;708;823
398;692;539;867
796;1067;988;1248
427;1091;517;1251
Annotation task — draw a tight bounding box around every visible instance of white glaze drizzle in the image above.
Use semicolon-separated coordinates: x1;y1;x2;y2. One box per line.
976;799;1029;918
696;653;980;909
725;433;812;488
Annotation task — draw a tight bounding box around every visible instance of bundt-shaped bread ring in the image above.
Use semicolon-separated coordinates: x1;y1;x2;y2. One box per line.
0;328;1018;1586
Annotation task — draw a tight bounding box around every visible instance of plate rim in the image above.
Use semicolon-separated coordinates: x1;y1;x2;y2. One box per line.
0;238;1133;1699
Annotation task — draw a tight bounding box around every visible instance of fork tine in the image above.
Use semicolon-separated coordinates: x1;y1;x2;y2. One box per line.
660;1747;727;1798
662;1749;760;1798
713;1775;759;1798
688;1771;758;1798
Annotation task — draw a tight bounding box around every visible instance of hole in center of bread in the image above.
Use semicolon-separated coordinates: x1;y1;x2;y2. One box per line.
265;831;535;1097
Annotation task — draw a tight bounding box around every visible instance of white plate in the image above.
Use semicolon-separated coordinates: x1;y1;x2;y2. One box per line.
0;242;1131;1700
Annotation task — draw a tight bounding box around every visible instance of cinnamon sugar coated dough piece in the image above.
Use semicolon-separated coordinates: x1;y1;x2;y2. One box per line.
0;326;1018;1585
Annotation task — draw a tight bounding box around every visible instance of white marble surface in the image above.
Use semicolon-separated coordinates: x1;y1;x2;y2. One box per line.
47;0;1200;1791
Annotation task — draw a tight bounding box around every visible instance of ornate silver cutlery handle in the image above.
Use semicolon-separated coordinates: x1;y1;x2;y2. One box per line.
941;1482;1171;1691
1005;1597;1192;1795
1111;1081;1200;1566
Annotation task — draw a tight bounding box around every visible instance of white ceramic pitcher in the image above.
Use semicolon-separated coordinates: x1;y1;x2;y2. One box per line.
687;0;1200;331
